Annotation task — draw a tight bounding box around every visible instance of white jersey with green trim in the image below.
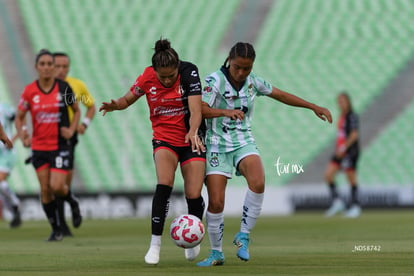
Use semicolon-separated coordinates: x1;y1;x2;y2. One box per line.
202;66;272;153
0;103;15;150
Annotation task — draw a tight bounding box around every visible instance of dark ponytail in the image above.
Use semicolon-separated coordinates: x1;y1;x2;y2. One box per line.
35;48;53;64
223;42;256;67
151;38;179;70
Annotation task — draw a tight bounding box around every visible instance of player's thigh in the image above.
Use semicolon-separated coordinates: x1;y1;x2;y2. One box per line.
154;148;179;186
35;167;52;202
205;174;227;213
181;160;205;199
238;154;265;193
50;170;68;196
324;160;340;181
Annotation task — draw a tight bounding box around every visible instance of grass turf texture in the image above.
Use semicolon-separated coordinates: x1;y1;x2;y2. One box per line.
0;210;413;275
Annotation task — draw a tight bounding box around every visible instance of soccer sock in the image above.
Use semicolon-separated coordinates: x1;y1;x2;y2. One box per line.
240;189;264;234
0;180;20;208
42;200;61;232
328;181;338;201
62;190;77;205
186;196;205;220
150;234;162;247
351;185;359;205
56;197;68;227
151;184;172;236
206;211;224;252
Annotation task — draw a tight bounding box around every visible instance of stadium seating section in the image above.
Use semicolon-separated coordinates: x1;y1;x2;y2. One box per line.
10;0;414;192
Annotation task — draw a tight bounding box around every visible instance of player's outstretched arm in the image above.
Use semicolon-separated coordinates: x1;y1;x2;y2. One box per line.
268;87;332;123
99;91;139;116
201;102;245;120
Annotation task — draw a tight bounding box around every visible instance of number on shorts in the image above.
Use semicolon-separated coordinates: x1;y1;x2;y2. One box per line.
55;156;63;168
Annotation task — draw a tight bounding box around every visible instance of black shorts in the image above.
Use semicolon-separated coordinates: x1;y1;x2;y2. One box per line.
331;152;359;171
152;139;206;166
32;149;73;172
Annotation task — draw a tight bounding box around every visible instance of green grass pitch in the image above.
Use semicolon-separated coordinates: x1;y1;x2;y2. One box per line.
0;210;413;275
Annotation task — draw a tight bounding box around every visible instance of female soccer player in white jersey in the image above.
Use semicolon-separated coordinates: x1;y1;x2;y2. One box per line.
197;42;332;266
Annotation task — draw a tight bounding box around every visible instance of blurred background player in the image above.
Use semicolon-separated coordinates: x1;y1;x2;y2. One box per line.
0;103;21;228
197;42;332;266
324;92;361;218
100;39;206;265
53;52;95;235
15;49;81;241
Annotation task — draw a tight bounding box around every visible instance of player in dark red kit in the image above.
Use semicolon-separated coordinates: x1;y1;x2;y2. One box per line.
100;39;206;264
325;92;361;218
15;49;82;241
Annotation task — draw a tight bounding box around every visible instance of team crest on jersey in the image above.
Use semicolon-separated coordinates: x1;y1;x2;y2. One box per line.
177;85;184;95
248;83;253;96
210;153;219;167
203;86;212;93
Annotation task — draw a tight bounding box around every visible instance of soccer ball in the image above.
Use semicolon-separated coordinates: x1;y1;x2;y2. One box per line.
170;214;205;248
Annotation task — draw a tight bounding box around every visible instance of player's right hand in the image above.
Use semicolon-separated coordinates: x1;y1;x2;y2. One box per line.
225;109;244;120
99;99;118;116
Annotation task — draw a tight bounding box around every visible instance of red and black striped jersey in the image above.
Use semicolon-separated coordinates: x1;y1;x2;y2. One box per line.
18;79;75;151
130;61;204;147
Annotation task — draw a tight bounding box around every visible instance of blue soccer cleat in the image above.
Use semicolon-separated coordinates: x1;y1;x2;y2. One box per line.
196;250;225;267
233;232;250;261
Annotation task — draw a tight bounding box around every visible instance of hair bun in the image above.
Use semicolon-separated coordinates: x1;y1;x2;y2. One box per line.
154;39;171;53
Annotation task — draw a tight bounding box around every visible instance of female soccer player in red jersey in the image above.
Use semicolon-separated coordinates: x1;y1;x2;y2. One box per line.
325;92;360;218
100;39;206;264
15;49;82;241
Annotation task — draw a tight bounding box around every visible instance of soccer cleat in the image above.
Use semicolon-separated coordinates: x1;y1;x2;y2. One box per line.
325;198;345;217
70;199;82;228
185;244;200;261
46;231;63;242
9;206;22;228
196;250;225;267
61;225;73;237
144;245;160;265
344;204;361;218
233;232;250;261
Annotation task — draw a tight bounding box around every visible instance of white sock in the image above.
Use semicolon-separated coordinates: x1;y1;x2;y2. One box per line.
240;189;264;234
206;211;224;252
150;234;161;247
0;180;20;208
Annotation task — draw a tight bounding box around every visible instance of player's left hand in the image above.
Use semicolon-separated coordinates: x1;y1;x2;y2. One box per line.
313;105;332;123
185;131;206;155
60;127;74;139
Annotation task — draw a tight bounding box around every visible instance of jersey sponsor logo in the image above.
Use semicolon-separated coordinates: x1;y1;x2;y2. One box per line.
33;95;40;104
190;70;198;77
35;111;60;123
150;86;157;95
153;106;186;116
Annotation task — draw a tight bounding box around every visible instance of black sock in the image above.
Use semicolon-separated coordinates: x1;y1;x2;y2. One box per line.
186;196;205;220
151;184;172;236
351;185;359;205
42;201;61;232
56;197;68;228
62;191;77;205
328;182;338;201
